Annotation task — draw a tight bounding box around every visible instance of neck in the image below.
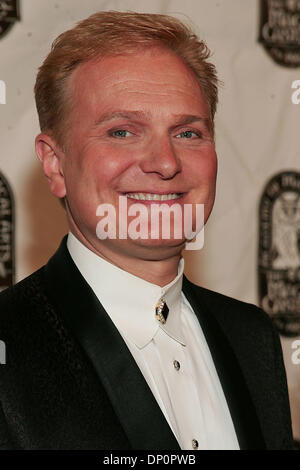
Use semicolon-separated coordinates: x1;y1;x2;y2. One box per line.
68;229;182;287
106;252;182;287
65;199;184;286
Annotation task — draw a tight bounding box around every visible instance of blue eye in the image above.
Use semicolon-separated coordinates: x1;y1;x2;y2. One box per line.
176;130;200;139
111;129;131;138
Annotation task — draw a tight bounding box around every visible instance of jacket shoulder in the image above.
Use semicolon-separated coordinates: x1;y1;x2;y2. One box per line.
183;277;273;332
184;277;293;449
183;279;283;376
0;267;46;324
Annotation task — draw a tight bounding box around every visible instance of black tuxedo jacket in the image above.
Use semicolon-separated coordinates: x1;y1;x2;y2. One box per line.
0;237;293;450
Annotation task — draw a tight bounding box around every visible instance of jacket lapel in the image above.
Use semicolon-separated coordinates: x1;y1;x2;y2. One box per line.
44;236;180;450
182;275;266;450
44;236;266;450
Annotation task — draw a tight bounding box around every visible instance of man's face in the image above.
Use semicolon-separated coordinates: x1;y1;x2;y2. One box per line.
59;47;217;260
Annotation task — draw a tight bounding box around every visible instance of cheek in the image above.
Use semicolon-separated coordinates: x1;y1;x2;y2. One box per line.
82;143;135;186
188;149;218;186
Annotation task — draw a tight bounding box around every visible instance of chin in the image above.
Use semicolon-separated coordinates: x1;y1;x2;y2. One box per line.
128;237;187;259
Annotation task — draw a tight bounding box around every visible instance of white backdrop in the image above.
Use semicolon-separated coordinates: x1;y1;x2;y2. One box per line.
1;0;299;441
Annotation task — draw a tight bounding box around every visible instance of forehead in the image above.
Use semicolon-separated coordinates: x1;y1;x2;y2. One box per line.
69;47;209;118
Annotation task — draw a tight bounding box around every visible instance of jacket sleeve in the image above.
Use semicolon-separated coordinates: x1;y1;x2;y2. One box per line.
0;401;15;450
270;322;294;450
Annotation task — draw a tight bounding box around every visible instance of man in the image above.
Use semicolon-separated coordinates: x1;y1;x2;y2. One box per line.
0;11;293;450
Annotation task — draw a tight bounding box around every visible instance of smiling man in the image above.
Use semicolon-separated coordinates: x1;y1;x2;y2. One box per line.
0;11;293;450
38;44;217;284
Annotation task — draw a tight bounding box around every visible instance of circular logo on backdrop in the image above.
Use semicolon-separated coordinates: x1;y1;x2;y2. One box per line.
259;0;300;67
258;171;300;336
0;1;19;39
0;172;15;292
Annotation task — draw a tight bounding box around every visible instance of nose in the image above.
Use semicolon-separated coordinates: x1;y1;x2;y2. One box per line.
139;136;182;180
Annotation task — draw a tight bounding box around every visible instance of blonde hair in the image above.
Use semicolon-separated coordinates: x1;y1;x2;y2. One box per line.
34;10;218;146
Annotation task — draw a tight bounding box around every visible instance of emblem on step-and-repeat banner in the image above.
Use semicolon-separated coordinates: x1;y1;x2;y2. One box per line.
258;171;300;336
259;0;300;67
0;0;19;39
0;172;15;292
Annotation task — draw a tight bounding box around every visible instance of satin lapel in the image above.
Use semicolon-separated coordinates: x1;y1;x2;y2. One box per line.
182;276;266;450
44;237;180;450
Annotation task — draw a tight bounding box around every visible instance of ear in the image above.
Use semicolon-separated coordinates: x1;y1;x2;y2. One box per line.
35;133;66;198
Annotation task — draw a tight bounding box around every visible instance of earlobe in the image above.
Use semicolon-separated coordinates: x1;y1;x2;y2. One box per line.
35;133;67;198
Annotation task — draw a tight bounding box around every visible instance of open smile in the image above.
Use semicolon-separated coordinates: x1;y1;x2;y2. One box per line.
124;192;183;201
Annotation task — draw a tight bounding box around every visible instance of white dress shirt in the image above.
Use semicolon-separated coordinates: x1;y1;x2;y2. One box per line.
67;233;239;450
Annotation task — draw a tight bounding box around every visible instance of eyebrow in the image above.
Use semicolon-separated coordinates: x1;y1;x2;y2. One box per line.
93;110;212;132
94;111;150;126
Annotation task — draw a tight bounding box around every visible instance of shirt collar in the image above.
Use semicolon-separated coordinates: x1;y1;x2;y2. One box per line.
67;232;186;349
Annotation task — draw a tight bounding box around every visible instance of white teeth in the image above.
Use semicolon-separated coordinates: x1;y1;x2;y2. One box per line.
125;193;181;201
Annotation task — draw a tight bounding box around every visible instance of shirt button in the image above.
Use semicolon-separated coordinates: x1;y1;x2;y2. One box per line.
173;360;180;371
192;439;199;450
